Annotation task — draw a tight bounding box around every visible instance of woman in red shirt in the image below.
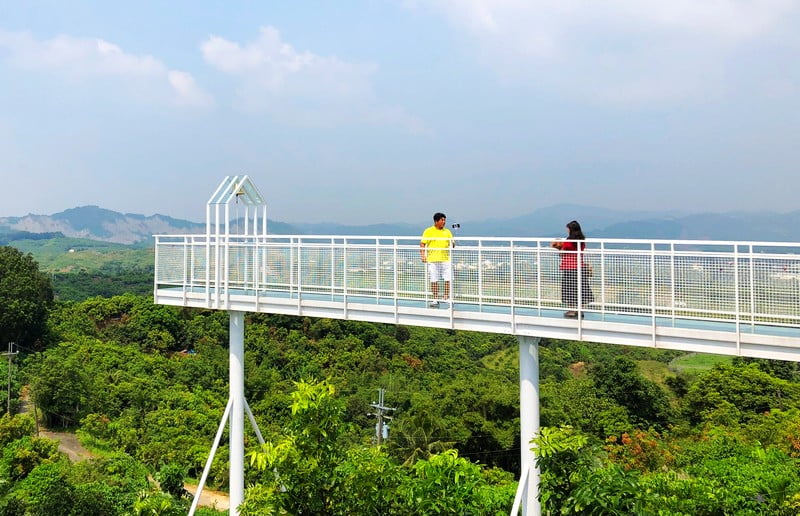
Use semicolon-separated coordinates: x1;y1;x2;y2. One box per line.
551;220;594;318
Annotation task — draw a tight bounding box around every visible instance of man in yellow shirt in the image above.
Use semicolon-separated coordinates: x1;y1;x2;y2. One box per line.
420;212;454;307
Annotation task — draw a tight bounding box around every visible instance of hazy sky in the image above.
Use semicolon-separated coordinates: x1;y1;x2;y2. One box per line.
1;1;799;224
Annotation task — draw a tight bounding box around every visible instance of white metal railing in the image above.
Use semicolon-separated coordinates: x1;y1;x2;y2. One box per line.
154;235;800;329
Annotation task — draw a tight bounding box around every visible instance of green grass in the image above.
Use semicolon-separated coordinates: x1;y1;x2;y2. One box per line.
636;359;672;386
75;429;117;458
669;352;733;373
11;237;153;272
481;347;517;371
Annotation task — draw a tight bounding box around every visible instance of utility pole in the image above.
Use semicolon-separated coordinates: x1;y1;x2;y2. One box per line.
3;342;18;415
369;388;395;446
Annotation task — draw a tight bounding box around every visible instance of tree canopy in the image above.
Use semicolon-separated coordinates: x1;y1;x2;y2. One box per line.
0;246;53;349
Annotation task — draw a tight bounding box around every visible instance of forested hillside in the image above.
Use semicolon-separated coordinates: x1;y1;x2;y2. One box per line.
4;246;800;514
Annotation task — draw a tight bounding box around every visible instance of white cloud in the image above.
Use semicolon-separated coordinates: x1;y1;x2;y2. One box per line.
201;26;428;132
168;70;213;107
0;30;213;107
429;0;793;38
406;0;800;103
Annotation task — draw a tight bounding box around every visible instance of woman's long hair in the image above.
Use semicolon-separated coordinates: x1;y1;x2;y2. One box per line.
566;220;586;240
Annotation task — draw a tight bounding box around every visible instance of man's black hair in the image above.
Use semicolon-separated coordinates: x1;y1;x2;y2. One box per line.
433;212;446;222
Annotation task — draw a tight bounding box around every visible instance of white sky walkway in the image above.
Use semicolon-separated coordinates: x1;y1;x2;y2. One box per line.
155;235;800;361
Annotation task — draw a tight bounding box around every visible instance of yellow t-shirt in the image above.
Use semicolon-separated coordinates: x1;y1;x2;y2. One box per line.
421;226;453;262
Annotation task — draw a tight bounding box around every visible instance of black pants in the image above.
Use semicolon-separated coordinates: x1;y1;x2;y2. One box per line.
561;269;594;309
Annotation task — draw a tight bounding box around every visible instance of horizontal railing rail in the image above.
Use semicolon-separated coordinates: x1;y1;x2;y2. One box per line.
154;235;800;328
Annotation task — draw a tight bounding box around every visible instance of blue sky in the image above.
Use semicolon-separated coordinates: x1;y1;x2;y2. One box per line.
1;1;799;224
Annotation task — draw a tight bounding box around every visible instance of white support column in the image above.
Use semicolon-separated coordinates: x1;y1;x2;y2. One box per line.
518;336;541;516
230;311;245;514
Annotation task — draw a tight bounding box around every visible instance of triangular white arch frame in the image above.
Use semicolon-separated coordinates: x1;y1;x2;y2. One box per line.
206;175;268;238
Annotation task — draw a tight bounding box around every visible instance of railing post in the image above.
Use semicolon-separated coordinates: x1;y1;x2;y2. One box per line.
599;241;606;316
297;238;302;313
376;238;381;302
749;244;755;329
576;243;583;342
224;233;231;308
479;239;484;309
510;241;516;333
182;237;188;301
154;236;160;300
670;243;676;323
577;243;582;316
190;236;196;290
343;238;348;319
206;235;211;308
650;242;656;345
331;237;336;300
536;240;542;316
393;238;399;322
734;244;741;353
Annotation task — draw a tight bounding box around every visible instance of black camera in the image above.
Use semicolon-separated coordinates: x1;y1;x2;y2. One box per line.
451;223;460;229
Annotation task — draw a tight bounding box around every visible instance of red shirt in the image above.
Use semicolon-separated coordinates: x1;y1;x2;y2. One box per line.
559;241;586;270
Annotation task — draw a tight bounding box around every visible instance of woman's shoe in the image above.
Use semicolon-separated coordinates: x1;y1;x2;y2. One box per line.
563;311;578;318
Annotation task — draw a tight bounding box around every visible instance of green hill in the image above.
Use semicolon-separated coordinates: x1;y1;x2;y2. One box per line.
10;237;152;273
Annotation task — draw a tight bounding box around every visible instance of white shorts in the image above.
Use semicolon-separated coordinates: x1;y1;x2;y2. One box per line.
427;262;452;282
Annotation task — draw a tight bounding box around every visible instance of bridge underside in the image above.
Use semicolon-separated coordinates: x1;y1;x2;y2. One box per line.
156;287;800;362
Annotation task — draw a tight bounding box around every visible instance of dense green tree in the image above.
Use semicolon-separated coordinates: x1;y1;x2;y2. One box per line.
683;363;800;425
329;446;406;514
734;356;800;382
590;356;674;429
534;425;598;511
22;288;800;513
70;482;122;516
398;449;514;515
26;341;92;427
244;379;515;515
13;461;74;515
67;453;149;509
387;409;456;466
156;463;187;499
534;423;800;515
541;378;632;438
0;414;34;448
52;268;153;301
131;492;183;516
0;436;63;482
244;379;351;514
0;246;53;350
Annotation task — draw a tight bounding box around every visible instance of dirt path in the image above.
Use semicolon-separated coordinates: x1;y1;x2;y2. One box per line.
19;387;95;462
184;484;231;511
39;430;96;462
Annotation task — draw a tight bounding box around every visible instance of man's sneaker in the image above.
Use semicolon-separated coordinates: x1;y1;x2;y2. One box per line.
428;300;440;308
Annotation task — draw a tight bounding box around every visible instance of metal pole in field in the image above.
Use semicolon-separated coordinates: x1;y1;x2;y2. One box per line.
4;342;17;416
230;311;245;514
370;388;395;446
517;336;541;516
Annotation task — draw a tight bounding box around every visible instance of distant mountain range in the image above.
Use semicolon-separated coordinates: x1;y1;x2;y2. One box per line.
1;204;800;244
0;206;203;245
